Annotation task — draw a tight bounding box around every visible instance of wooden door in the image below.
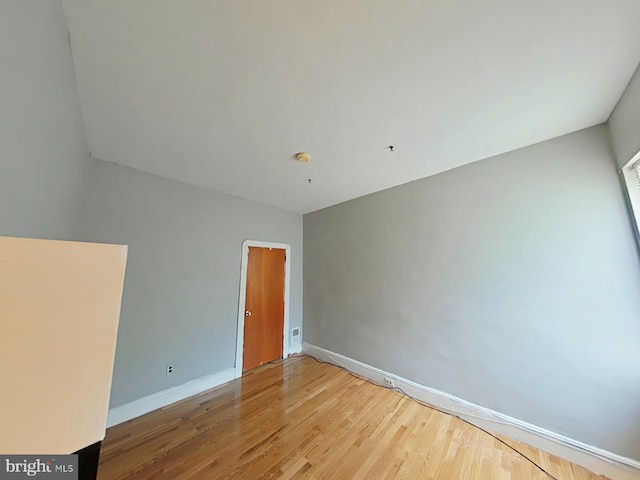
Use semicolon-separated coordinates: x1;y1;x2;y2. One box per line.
242;247;286;371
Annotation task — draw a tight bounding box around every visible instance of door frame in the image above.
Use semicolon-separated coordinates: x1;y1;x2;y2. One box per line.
235;240;291;378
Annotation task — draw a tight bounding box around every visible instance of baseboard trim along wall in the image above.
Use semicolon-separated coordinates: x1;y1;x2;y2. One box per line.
107;368;236;428
289;344;303;355
107;344;303;428
302;343;640;480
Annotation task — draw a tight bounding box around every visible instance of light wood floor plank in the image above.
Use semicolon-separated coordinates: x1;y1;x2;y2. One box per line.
98;356;608;480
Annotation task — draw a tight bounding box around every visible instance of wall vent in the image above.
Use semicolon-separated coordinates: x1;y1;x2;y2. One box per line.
291;327;300;344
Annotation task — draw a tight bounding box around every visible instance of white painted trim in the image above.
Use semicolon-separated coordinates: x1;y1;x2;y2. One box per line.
621;150;640;232
235;240;291;378
106;367;235;428
303;343;640;480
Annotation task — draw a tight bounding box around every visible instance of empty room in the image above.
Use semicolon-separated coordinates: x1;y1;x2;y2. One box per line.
1;1;640;479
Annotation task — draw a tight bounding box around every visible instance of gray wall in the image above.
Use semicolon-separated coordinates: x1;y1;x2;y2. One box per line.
609;63;640;168
304;125;640;460
0;0;304;411
0;1;89;240
77;159;303;407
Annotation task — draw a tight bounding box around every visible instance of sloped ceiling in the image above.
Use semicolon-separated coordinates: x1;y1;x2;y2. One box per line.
63;0;640;213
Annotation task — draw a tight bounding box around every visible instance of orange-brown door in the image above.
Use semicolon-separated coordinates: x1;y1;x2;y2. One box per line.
242;247;286;371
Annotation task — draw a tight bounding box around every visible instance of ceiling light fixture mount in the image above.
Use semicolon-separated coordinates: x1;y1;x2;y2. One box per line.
296;152;311;163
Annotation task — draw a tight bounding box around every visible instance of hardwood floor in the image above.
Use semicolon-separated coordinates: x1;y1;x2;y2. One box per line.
98;356;607;480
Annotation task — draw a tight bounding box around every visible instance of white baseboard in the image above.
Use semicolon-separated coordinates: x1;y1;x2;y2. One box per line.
302;343;640;480
107;367;236;428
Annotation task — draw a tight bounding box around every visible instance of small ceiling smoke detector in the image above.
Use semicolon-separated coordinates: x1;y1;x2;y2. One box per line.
296;152;311;163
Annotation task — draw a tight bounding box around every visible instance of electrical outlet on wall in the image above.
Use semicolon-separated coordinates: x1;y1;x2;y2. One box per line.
383;377;394;388
166;364;174;375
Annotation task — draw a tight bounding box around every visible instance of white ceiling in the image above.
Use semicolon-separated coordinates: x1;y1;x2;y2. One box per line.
63;0;640;213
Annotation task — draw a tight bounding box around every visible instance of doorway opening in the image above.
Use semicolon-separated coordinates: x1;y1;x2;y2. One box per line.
235;240;291;377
